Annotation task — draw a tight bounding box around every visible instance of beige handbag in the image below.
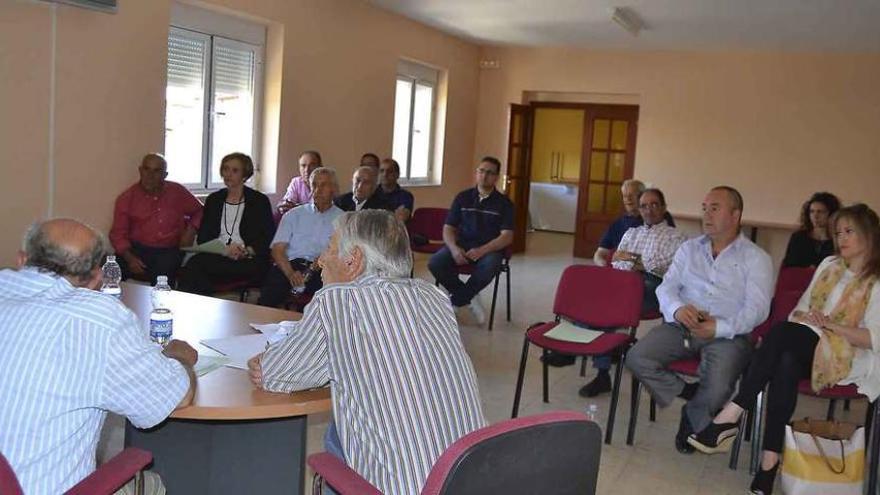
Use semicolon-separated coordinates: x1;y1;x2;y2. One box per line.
781;418;865;495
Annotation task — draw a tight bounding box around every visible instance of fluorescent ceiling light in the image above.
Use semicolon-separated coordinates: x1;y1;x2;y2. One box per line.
611;7;644;36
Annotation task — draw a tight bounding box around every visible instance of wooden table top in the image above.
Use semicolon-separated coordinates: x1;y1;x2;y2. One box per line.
121;282;331;420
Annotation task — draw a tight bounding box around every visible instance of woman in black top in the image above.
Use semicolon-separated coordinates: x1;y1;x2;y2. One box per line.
178;152;275;295
781;192;840;268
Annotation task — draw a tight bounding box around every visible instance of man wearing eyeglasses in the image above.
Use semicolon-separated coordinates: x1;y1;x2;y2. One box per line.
611;188;687;313
580;188;688;398
429;156;514;325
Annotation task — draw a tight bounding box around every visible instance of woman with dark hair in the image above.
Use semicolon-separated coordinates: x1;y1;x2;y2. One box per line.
178;152;275;295
782;192;841;267
687;203;880;495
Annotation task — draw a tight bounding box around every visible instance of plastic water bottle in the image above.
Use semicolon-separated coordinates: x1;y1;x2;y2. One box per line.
586;403;599;423
149;276;173;346
100;255;122;299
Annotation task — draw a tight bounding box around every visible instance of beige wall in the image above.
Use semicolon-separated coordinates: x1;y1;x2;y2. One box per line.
0;0;481;267
476;47;880;232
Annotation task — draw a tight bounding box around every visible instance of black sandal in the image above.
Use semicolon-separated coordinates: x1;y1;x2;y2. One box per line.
686;422;739;454
749;461;780;495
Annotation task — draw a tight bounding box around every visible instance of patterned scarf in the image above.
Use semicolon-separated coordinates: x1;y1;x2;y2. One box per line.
809;258;875;392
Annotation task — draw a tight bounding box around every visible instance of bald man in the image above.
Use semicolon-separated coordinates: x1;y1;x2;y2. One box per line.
0;219;198;494
110;153;203;285
333;166;391;212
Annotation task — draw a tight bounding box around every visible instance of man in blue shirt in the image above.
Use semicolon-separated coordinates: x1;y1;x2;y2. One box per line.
258;167;344;308
379;158;415;222
625;186;773;454
428;157;514;325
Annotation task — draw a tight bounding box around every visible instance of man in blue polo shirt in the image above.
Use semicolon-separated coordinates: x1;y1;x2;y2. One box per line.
429;156;514;325
379;158;415;222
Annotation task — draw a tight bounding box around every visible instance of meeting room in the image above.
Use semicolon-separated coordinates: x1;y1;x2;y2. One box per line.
2;0;880;494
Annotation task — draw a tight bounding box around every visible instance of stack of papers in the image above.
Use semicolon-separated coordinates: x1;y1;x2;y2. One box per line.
200;321;299;370
543;320;605;344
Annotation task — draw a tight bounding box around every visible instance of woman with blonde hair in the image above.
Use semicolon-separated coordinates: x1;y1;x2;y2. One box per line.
688;203;880;495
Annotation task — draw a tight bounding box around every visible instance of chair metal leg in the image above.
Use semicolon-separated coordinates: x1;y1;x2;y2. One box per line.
867;401;880;495
488;271;501;331
579;356;588;377
626;376;641;445
311;473;324;495
750;390;765;475
649;397;657;422
744;404;753;441
505;266;511;322
605;350;626;445
542;349;550;403
729;407;749;470
134;471;144;495
511;337;531;418
826;399;837;421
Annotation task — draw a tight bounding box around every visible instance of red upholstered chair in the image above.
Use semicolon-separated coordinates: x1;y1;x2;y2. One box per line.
308;411;602;495
775;266;815;293
408;207;449;254
1;448;154;495
511;265;643;445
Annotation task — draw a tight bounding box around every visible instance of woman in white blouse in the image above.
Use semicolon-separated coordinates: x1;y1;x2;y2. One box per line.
687;203;880;495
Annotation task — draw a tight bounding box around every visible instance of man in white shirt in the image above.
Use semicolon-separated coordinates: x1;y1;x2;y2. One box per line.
0;219;197;494
625;186;773;454
258;167;344;308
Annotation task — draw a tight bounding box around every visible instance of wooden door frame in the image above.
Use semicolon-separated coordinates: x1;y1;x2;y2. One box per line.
505;104;534;254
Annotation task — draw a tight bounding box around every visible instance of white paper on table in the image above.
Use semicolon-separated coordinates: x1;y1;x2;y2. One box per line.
200;334;269;370
249;320;298;345
194;354;230;376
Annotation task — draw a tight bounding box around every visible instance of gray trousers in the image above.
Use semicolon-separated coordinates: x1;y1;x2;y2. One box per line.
625;322;753;432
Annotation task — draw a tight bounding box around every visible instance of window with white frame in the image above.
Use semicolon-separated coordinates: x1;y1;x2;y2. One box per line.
164;5;264;191
392;60;440;183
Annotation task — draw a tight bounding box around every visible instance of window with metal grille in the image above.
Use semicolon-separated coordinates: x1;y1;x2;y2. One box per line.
164;25;263;191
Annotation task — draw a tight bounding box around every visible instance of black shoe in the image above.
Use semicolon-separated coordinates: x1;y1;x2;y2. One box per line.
675;407;695;454
540;351;576;367
749;461;780;495
678;381;699;401
687;422;739;454
578;371;612;398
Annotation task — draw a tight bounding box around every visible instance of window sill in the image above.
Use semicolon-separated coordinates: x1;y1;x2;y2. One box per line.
399;180;442;188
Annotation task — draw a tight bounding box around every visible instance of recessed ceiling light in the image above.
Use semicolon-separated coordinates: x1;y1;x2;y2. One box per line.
611;7;644;37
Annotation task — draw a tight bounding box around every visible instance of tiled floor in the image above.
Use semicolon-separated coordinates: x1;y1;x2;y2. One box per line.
99;231;870;494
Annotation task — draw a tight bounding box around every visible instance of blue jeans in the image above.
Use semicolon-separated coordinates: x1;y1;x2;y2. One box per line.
322;419;345;495
594;271;663;371
428;246;503;307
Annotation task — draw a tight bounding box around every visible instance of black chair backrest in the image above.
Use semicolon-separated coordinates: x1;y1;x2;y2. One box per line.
437;420;602;495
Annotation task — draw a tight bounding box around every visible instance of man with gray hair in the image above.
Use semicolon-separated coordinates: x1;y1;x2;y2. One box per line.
248;210;486;495
333;166;391;212
257;167;344;308
0;219;197;494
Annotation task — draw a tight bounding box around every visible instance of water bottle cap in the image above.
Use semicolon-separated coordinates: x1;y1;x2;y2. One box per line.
156;275;168;285
106;255;116;262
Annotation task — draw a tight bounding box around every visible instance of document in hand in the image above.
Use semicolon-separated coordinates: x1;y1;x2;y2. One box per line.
201;334;269;370
543;319;605;344
181;238;227;255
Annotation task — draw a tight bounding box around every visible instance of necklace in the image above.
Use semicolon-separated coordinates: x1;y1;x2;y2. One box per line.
223;198;244;245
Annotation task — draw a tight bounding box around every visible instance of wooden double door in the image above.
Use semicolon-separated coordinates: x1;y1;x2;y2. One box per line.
505;103;640;258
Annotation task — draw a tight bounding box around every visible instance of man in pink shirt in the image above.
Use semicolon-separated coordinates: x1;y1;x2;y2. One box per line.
110;153;203;285
277;150;322;215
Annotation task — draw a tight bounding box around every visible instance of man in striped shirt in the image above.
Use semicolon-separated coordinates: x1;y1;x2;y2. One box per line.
249;210;486;495
0;219;197;494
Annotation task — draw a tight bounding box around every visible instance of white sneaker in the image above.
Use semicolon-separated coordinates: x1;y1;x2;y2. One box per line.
468;299;487;325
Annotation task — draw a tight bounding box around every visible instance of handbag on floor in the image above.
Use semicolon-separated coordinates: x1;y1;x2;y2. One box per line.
780;417;865;495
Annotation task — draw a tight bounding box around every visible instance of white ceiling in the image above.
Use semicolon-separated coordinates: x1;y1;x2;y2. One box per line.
366;0;880;52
